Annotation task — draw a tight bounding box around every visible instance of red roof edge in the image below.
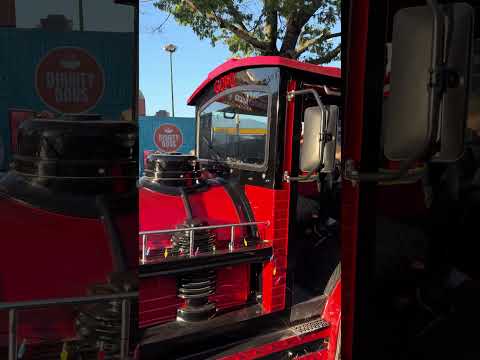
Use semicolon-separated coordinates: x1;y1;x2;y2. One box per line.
187;56;341;106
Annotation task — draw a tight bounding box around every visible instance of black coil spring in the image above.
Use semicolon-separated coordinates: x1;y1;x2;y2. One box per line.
171;221;216;256
178;270;216;300
75;284;123;359
172;219;218;321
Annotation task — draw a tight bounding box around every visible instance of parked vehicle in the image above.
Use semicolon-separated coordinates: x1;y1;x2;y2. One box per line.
138;56;342;359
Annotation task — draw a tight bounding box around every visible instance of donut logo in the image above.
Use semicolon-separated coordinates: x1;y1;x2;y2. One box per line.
35;47;105;113
154;124;183;152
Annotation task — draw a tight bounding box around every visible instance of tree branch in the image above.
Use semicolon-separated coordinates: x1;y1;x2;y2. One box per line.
305;44;341;64
264;0;278;54
152;12;171;32
295;31;340;56
224;2;248;31
247;13;265;33
279;1;321;57
182;0;270;51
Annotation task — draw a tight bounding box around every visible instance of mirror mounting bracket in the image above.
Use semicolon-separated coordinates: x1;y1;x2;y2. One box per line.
343;159;426;185
286;88;335;181
287;89;325;111
283;170;319;183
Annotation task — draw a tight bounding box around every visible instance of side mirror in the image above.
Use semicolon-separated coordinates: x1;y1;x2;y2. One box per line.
223;111;236;119
300;105;339;173
384;3;474;163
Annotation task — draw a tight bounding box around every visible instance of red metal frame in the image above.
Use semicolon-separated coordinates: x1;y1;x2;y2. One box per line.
188;56;341;105
341;1;370;359
216;280;341;360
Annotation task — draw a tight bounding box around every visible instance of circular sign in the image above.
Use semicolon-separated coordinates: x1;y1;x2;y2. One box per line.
154;124;183;153
35;47;105;114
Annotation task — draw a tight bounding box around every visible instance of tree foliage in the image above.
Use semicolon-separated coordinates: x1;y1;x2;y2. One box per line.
153;0;340;64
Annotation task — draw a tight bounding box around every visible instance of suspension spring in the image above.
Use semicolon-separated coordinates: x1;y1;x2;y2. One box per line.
75;283;128;360
171;219;217;322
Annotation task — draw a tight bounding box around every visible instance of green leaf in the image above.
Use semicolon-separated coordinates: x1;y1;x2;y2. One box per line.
153;0;340;62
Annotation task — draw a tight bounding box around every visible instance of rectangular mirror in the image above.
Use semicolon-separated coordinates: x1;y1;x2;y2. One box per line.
384;3;474;163
300;105;338;173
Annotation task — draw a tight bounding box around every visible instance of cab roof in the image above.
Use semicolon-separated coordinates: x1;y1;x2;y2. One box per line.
187;56;341;106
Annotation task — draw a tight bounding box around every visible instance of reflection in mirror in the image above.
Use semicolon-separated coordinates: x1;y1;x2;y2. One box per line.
198;89;270;167
223;111;236;119
300;105;338;173
384;3;473;163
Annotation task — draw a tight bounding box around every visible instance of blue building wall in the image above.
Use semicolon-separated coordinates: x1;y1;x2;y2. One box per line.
139;116;196;175
0;28;134;170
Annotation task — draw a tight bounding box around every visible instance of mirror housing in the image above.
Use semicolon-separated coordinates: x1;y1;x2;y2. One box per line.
223;111;236;119
384;3;474;163
300;105;339;173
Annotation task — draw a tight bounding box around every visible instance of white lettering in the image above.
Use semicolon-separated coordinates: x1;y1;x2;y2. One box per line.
160;134;179;149
46;72;55;89
43;71;97;104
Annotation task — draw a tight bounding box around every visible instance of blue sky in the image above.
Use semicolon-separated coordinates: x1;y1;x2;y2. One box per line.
140;2;340;117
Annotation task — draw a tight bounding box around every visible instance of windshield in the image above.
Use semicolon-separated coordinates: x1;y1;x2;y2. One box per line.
198;88;270;168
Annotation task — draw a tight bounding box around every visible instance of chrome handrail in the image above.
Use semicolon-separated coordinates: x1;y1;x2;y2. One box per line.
0;292;138;360
139;220;270;263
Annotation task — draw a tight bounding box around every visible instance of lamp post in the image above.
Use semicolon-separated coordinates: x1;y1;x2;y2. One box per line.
164;43;177;117
78;0;84;31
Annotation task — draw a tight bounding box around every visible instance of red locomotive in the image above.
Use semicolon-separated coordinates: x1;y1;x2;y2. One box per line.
139;56;342;359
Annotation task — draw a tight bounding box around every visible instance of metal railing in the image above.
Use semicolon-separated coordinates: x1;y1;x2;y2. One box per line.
0;291;138;360
139;221;270;263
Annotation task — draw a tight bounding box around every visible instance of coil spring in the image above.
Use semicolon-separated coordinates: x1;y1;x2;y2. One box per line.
178;270;216;299
171;220;216;256
172;219;217;321
75;284;123;360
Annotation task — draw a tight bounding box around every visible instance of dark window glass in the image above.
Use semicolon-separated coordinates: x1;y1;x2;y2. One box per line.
199;89;270;167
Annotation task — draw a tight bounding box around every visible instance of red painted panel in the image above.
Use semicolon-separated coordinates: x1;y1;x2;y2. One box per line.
341;1;370;359
138;184;251;327
139;277;180;328
0;196;137;346
245;185;290;313
211;264;250;309
139;188;186;251
189;187;245;247
323;281;341;360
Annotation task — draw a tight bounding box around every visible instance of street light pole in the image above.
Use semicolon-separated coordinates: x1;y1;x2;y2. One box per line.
168;51;174;117
78;0;84;31
164;44;177;117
